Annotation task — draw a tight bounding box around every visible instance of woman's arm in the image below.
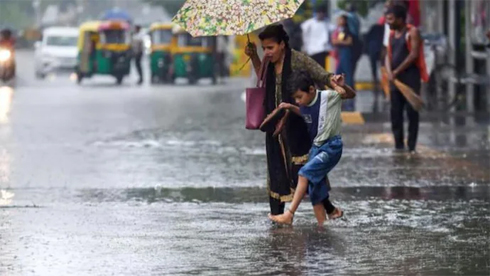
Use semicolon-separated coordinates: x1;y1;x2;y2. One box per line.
295;51;334;89
251;55;261;77
384;48;393;80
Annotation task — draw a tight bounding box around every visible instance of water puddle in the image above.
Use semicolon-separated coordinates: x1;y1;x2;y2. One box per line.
75;185;490;204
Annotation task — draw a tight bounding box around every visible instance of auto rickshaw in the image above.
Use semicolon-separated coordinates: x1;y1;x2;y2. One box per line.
149;23;176;83
172;26;217;85
76;21;132;85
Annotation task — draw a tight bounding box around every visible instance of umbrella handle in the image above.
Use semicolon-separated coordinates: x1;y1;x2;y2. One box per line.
246;33;254;48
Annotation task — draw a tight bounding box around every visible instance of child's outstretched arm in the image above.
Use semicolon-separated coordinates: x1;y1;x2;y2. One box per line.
278;102;301;116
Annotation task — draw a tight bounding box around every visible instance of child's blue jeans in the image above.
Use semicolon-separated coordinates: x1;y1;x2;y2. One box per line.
298;136;343;205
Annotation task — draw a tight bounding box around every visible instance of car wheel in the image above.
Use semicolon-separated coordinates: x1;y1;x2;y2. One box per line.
76;73;83;84
116;75;124;85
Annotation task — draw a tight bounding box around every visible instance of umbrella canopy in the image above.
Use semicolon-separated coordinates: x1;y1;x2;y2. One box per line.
102;8;132;22
172;0;304;37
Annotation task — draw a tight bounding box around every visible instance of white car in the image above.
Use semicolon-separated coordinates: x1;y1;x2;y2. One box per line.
35;27;79;78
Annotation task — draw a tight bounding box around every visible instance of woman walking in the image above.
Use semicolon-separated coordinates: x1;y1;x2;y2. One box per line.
244;24;343;221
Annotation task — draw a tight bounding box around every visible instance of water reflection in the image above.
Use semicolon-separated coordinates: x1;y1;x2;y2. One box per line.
245;226;349;275
0;86;13;124
0;87;12;203
0;189;14;206
76;185;490;204
0;147;12;206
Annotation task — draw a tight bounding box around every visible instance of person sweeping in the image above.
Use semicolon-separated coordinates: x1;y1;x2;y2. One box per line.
384;5;429;153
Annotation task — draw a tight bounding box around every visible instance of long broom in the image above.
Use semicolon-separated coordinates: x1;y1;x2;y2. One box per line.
393;79;424;111
381;68;424;111
380;67;391;100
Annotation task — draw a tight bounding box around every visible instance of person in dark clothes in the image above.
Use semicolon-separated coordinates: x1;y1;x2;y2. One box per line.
486;30;490;48
365;23;386;110
332;14;355;111
385;5;426;153
132;25;144;85
283;19;303;52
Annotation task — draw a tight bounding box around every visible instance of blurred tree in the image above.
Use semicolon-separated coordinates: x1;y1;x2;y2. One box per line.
337;0;384;17
143;0;186;16
0;1;34;29
59;0;77;12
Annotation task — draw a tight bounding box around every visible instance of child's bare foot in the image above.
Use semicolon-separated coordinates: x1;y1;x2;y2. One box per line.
313;204;326;226
268;209;294;225
328;207;343;220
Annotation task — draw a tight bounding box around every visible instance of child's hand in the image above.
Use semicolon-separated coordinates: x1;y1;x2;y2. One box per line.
273;115;287;137
331;74;345;87
278;102;292;110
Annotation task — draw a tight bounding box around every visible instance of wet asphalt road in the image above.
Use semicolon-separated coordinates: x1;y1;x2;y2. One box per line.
0;50;489;275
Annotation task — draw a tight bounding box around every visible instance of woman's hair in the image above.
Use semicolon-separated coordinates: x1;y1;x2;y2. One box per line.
339;14;349;25
289;70;314;94
338;15;352;35
258;24;290;48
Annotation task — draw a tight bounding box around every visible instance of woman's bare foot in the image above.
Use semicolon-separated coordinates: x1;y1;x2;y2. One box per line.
328;207;343;220
268;209;294;225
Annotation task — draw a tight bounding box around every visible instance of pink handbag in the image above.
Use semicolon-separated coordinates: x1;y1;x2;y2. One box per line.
245;57;270;129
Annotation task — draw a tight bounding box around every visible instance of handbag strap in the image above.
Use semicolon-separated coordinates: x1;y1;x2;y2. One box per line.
256;57;270;88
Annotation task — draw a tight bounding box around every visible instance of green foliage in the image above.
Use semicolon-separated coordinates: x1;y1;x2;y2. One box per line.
0;2;33;29
337;0;381;17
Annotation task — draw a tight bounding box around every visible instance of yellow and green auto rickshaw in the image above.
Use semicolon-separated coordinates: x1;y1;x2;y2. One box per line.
172;26;217;85
76;21;132;85
149;23;176;83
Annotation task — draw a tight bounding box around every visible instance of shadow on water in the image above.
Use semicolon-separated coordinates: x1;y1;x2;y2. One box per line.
76;185;490;204
245;226;348;275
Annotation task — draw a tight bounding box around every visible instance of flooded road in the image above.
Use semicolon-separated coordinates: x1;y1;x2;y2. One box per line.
1;51;489;275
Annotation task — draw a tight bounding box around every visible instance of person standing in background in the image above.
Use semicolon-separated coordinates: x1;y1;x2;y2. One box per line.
365;23;386;111
132;25;144;85
385;5;428;153
345;3;361;38
382;1;410;58
216;36;229;82
380;0;409;103
332;14;355;111
301;5;333;69
283;19;303;52
345;3;363;91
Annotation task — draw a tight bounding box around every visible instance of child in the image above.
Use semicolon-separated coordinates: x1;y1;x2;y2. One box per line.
268;70;356;226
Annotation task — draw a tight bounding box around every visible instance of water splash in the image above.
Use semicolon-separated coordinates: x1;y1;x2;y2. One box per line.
0;189;14;206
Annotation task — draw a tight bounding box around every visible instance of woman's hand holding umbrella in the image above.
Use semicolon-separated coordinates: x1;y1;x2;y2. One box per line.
244;41;258;58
